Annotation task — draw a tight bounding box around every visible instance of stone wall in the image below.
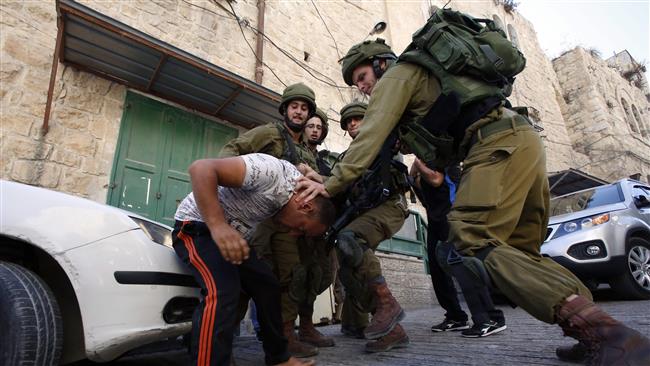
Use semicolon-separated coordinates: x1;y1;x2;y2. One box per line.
553;48;650;182
378;252;434;310
2;0;649;309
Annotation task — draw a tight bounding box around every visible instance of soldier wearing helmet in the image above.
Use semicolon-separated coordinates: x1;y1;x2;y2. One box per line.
220;83;335;358
331;101;411;352
303;107;332;176
296;35;650;363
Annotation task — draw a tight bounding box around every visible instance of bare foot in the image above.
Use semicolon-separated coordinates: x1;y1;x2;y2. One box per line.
277;356;316;366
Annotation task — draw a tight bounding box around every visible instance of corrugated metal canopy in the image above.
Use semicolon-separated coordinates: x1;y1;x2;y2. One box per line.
548;168;608;197
56;0;280;129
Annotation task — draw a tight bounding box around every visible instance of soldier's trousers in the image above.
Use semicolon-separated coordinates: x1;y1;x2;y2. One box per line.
339;194;409;328
448;117;591;324
251;219;334;323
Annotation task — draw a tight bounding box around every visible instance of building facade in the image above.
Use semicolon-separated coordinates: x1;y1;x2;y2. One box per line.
2;0;649;307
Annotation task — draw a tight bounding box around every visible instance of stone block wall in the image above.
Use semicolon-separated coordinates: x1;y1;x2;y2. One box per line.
553;48;650;182
378;252;434;310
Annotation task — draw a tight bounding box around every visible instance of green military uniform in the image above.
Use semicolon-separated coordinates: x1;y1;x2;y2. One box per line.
326;62;590;325
220;120;334;325
335;154;410;330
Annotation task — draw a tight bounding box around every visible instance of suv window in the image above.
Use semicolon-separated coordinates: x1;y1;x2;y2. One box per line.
631;185;650;198
550;184;624;216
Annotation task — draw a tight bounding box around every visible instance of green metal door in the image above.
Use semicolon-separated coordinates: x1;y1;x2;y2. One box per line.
109;92;238;225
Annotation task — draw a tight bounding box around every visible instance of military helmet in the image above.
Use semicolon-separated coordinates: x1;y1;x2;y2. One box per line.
311;107;329;144
340;38;396;86
278;83;316;116
339;102;368;130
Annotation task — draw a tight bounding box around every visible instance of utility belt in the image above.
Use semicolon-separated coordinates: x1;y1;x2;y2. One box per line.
468;108;533;147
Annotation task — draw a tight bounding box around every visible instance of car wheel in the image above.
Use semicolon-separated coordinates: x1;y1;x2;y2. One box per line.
0;261;63;365
609;237;650;300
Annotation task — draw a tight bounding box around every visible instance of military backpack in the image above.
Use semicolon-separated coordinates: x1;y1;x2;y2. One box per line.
396;7;527;170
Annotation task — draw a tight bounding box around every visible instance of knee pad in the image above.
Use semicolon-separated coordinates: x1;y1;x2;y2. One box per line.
336;231;365;268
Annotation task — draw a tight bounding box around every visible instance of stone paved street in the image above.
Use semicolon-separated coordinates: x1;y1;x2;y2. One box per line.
112;291;650;366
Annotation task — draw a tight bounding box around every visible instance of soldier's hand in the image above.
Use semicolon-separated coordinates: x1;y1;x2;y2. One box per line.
296;176;330;202
209;222;249;264
297;163;324;183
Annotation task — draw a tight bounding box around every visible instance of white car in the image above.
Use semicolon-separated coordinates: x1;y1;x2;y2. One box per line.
0;180;200;365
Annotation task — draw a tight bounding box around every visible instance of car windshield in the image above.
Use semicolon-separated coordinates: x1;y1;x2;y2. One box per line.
549;184;623;216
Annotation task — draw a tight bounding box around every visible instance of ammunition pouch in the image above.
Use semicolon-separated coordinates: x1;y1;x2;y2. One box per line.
398;122;455;171
288;264;308;304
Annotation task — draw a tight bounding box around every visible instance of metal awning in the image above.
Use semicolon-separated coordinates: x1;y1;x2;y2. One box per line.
52;0;280;130
548;168;608;197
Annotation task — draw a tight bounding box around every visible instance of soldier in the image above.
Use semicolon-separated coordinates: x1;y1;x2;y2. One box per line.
172;153;335;366
220;83;334;358
303;108;332;176
297;35;650;365
332;101;411;353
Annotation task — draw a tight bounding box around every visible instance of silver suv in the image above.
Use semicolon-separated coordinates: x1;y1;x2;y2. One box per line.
541;179;650;300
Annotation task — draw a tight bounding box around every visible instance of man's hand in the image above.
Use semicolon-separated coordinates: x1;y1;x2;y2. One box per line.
296;163;324;183
413;158;444;187
208;222;249;265
295;176;330;202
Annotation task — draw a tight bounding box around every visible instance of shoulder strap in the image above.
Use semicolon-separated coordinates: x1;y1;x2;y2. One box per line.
275;123;299;164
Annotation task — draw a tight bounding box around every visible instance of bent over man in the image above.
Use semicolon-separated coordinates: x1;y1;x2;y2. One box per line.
173;153;335;366
220;83;335;357
298;34;650;366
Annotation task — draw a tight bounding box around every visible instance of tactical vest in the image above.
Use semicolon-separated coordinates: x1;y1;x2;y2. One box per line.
395;7;526;170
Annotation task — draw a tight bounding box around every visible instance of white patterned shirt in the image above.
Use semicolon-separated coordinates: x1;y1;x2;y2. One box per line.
175;153;300;240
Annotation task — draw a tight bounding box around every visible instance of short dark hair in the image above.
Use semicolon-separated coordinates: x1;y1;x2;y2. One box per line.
312;195;336;228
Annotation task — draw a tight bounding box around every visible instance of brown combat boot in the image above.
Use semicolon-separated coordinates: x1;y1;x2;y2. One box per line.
364;281;405;340
556;295;650;366
298;311;335;347
283;321;319;358
365;323;410;353
555;341;588;363
277;356;316;366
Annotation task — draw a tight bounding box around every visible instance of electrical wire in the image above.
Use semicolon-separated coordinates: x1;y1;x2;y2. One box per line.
226;1;287;87
310;0;341;59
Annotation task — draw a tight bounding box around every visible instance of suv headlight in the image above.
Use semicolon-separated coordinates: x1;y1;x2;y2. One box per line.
130;217;173;247
555;213;610;239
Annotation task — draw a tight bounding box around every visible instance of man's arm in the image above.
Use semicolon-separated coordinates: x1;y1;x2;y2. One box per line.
218;124;281;158
188;157;249;264
413;158;444;188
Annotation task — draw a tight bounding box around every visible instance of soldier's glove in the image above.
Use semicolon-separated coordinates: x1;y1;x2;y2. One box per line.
335;231;364;268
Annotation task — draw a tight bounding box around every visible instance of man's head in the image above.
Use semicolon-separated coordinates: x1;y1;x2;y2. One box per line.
274;189;336;237
279;83;317;133
339;38;396;95
339;101;368;139
304;107;329;146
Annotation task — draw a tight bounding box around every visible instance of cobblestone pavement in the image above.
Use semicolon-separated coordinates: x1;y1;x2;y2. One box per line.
113;291;650;366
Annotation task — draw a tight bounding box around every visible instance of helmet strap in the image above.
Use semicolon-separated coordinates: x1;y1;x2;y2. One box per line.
372;58;384;80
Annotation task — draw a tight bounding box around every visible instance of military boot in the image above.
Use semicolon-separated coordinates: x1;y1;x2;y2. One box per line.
365;323;410;353
364;280;405;340
556;295;650;365
283;321;319;358
298;311;335;347
555;341;588;363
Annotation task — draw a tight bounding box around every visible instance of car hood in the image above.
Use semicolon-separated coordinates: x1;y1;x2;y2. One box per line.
1;180;140;252
548;202;627;225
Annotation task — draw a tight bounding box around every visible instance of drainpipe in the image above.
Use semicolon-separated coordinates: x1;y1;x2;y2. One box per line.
254;0;265;84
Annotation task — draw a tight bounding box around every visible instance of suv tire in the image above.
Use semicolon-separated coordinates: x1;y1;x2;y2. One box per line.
0;261;63;365
609;237;650;300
